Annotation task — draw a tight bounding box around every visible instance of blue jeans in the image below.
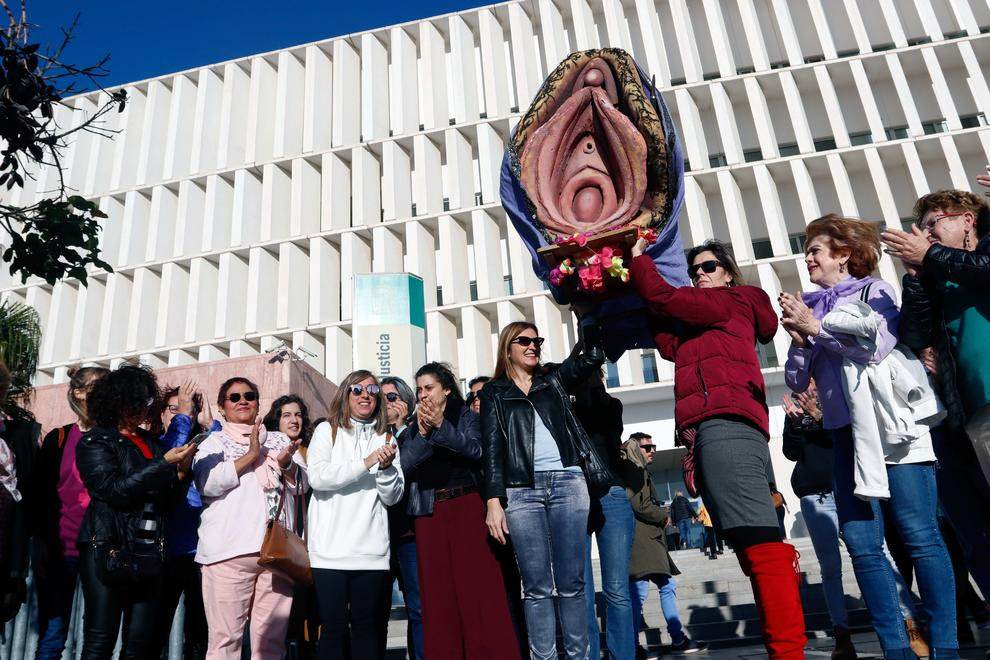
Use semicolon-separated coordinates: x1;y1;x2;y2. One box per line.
630;576;685;646
833;427;957;658
35;552;80;660
676;519;692;548
394;538;423;660
800;493;848;629
585;486;635;660
506;471;590;660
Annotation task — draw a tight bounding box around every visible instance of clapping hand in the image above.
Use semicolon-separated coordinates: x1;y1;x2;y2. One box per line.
277;439;302;470
782;394;803;420
794;389;822;422
177;380;198;416
880;225;930;271
416;397;445;436
778;292;819;346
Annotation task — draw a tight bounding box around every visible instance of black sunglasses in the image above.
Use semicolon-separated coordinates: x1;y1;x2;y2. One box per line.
641;444;657;452
349;384;381;397
512;336;545;348
225;391;257;403
689;260;721;279
385;392;400;402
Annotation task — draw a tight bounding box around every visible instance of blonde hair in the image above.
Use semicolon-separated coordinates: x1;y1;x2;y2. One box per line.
493;321;540;380
327;370;389;435
66;365;110;426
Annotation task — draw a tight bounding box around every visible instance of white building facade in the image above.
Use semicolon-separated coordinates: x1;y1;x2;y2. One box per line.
5;0;990;522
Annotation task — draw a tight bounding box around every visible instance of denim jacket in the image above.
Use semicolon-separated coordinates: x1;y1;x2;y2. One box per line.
399;406;482;517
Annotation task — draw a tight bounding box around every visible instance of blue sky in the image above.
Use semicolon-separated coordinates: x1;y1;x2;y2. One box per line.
30;1;492;90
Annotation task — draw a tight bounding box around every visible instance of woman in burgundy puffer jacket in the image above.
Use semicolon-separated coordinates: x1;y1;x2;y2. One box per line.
629;238;806;659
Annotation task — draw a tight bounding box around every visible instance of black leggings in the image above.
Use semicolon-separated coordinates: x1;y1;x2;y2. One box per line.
78;547;163;660
313;568;391;660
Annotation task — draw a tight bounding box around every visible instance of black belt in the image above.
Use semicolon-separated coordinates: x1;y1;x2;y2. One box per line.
434;484;477;502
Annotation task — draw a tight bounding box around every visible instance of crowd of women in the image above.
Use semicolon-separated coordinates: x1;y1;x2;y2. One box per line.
0;177;988;660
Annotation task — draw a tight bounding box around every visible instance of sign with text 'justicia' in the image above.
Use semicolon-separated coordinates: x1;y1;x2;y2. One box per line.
352;274;426;385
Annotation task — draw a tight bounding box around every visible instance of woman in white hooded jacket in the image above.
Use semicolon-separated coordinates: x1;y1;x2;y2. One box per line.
307;369;404;660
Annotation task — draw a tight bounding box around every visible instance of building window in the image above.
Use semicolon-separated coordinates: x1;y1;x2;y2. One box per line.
789;233;806;255
411;203;418;216
960;113;988;128
475;192;483;205
849;131;874;145
743;148;763;162
703;71;721;81
670;77;687;86
503;275;514;296
752;239;774;260
943;29;967;39
469;281;478;301
605;361;620;389
813;137;837;152
756;340;779;369
803;55;825;64
683;159;691;171
907;36;933;46
778;143;800;157
736;65;756;75
770;60;789;70
436;286;444;306
885;125;909;140
442;197;450;211
836;48;860;58
901;217;916;232
708;153;728;168
642;353;659;384
873;42;896;52
922;119;948;135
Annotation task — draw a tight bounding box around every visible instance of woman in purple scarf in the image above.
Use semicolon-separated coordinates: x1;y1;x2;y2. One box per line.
780;215;958;660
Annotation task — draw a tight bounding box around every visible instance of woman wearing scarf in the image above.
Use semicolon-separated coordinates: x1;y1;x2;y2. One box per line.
193;377;306;660
782;215;957;660
307;370;404;660
628;237;806;659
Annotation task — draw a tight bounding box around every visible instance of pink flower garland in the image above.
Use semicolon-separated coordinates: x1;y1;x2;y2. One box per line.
548;227;659;294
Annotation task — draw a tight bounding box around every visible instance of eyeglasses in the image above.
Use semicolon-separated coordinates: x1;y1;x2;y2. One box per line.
225;391;257;403
384;392;400;403
349;384;381;397
640;444;656;452
689;260;721;279
920;212;967;232
511;336;545;348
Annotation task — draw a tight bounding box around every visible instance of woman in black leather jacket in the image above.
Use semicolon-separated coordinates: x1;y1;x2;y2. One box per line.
76;364;196;659
481;319;606;660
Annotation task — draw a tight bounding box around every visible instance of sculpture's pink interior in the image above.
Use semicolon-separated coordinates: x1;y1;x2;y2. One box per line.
519;58;648;236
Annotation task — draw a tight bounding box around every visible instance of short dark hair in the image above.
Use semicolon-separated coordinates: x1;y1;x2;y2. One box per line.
88;363;161;430
686;239;744;286
629;432;652;442
217;377;259;407
468;376;491;389
263;394;312;443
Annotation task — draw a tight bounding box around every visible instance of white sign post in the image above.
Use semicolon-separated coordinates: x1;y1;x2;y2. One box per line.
352;273;427;384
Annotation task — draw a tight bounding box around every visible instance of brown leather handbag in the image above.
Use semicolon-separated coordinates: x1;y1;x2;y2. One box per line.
258;477;312;585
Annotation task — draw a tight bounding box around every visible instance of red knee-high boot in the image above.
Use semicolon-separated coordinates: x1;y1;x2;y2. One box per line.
738;542;807;659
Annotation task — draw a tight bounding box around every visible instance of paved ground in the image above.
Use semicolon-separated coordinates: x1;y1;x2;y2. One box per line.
383;627;990;658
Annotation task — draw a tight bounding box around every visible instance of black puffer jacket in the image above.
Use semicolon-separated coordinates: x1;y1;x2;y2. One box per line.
899;236;990;430
480;341;607;500
76;427;189;552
